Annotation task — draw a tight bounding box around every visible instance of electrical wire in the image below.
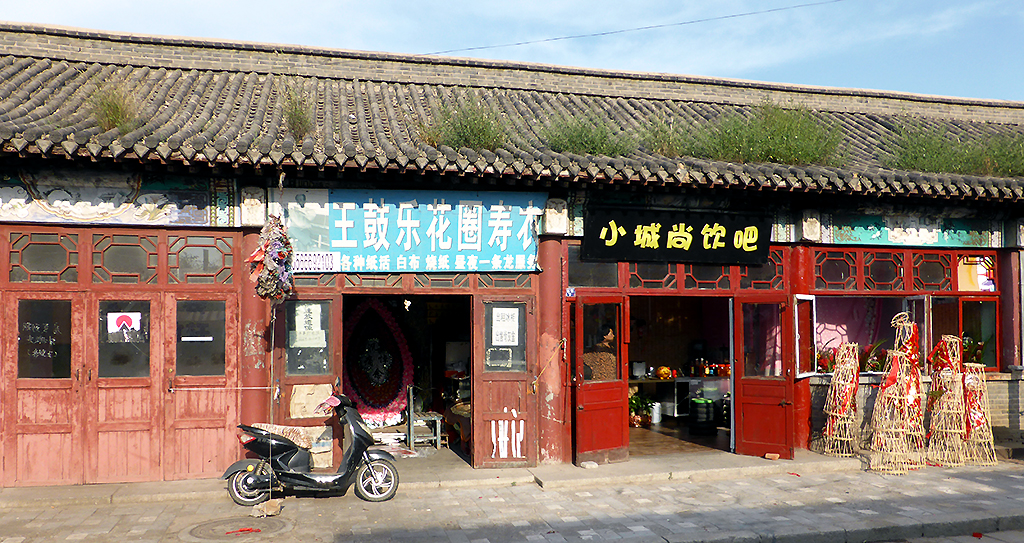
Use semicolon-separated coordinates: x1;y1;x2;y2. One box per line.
426;0;849;56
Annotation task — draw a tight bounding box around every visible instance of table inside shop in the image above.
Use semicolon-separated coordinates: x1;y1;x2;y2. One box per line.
629;377;730;418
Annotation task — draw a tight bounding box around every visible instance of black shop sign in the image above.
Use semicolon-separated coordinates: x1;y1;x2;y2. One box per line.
582;207;771;264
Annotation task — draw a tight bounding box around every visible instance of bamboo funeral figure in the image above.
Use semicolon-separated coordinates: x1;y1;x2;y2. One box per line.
822;343;859;457
962;362;997;466
869;312;926;474
925;335;967;467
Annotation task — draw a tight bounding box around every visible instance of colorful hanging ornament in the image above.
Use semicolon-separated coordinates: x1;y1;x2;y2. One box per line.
245;214;295;303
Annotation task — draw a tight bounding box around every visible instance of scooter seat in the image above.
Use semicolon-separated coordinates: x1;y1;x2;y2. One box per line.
252;423;314;449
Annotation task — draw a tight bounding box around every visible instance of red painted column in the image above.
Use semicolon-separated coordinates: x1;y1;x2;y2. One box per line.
239;231;271;425
537;236;569;463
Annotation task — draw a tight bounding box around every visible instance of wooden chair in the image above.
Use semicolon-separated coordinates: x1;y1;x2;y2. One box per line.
407;385;445;449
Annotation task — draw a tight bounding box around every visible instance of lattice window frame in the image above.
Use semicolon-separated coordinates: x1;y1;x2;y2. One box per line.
739;248;785;290
414;274;470;289
627;263;677;289
344;274;403;288
9;232;79;284
814;250;859;290
863;251;905;291
682;264;731;290
92;234;159;284
478;274;532;289
167;235;234;285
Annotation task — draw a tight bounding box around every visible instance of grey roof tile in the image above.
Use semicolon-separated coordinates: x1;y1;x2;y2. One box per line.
1;23;1023;201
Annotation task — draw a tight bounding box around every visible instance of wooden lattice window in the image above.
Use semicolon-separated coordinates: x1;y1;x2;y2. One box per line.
344;274;403;288
956;255;996;292
478;274;532;289
92;234;158;284
294;274;339;288
414;274;470;288
9;232;78;283
628;263;677;289
864;251;904;291
682;264;730;290
913;253;952;291
814;250;858;290
168;235;233;284
740;249;784;290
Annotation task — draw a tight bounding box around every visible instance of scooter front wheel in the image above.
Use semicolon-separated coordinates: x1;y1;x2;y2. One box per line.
227;467;271;506
353;458;399;502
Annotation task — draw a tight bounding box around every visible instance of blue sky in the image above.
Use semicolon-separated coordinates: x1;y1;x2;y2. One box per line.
5;0;1023;101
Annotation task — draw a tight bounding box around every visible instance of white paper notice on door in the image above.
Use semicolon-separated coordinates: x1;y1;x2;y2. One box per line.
491;307;519;346
289;329;327;348
290;303;326;348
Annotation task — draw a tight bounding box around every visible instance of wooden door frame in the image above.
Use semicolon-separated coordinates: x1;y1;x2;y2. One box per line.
2;290;88;486
570;293;629;465
733;294;795;459
271;295;343;425
162;291;240;480
472;294;537;468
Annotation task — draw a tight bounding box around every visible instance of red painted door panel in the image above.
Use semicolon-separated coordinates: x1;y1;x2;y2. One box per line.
87;293;162;483
734;299;794;459
4;294;86;486
572;297;628;465
474;297;535;468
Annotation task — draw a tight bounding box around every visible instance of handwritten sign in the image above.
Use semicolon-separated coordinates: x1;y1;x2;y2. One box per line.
582;207;771;264
18;300;72;378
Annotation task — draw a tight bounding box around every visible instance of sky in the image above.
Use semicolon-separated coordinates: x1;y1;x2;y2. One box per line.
4;0;1024;102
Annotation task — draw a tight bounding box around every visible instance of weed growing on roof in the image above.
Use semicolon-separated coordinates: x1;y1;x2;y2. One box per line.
644;102;844;167
541;117;636;156
90;83;139;133
418;100;506;151
884;125;1024;178
283;87;313;141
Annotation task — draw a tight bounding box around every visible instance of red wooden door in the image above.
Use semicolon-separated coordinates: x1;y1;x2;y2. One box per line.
163;294;239;480
473;296;535;468
3;293;86;485
571;296;628;465
85;293;163;483
733;297;795;459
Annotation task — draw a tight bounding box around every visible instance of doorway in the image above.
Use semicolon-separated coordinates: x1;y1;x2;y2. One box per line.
626;296;732;456
341;295;472;461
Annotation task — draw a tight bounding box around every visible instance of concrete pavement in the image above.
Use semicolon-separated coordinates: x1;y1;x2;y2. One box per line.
0;449;1021;543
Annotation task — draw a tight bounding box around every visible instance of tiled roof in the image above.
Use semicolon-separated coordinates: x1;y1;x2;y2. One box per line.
1;22;1024;201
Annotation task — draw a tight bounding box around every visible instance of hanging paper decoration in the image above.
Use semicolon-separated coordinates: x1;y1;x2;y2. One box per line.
245;214;294;302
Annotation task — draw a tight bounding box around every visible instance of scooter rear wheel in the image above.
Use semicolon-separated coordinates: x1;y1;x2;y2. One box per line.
354;458;399;502
227;466;271;506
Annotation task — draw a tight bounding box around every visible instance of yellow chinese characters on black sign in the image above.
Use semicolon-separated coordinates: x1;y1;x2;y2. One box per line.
582;208;770;264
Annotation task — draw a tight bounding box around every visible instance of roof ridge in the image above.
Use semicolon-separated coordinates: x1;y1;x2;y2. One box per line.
1;20;1023;123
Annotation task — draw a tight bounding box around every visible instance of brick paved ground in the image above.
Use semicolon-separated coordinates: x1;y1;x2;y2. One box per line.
1;460;1023;543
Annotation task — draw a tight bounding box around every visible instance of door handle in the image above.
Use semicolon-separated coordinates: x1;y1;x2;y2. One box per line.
578;405;584;411
779;399;793;407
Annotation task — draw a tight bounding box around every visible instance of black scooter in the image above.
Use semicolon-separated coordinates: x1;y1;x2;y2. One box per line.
222;385;399;504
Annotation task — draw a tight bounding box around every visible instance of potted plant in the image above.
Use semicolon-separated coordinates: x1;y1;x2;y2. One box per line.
629;393;655;428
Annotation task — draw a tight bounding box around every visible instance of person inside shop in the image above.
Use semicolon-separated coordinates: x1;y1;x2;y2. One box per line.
583;324;617;381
